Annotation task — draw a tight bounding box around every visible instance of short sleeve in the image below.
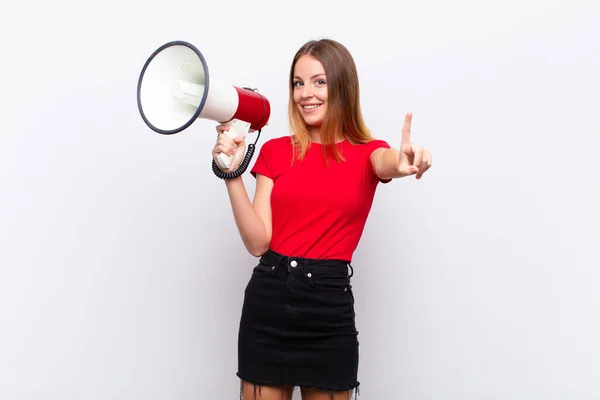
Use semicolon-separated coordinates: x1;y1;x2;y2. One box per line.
366;139;392;184
250;139;274;179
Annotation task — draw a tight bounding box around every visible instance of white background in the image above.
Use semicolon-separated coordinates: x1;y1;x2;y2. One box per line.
1;0;599;399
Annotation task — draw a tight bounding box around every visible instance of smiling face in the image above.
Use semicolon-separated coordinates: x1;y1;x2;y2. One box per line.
292;54;328;128
287;39;372;160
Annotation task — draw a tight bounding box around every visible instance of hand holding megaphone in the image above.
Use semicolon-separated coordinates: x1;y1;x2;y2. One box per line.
213;122;247;171
136;41;270;179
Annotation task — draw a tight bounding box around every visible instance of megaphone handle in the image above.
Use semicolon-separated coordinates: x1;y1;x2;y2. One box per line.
216;120;251;170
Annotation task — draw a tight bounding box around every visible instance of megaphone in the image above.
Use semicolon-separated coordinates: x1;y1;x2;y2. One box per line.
136;40;270;173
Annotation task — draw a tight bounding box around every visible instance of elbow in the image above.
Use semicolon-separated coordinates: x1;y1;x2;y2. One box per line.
247;239;270;258
248;246;268;258
249;249;266;257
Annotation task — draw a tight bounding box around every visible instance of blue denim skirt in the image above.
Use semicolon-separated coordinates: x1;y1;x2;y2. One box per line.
237;249;359;397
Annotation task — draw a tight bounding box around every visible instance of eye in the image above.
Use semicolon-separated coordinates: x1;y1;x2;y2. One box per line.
293;81;303;87
316;79;326;85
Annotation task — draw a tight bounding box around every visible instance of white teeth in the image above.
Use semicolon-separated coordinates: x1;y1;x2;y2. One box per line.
303;105;320;110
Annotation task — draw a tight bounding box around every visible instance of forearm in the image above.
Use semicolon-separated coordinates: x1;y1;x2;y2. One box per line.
224;177;270;256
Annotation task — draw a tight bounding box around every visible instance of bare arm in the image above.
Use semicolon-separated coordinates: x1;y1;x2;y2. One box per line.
224;174;273;257
213;124;273;256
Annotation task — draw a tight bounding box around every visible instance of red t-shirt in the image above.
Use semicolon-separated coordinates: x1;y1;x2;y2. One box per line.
251;136;391;261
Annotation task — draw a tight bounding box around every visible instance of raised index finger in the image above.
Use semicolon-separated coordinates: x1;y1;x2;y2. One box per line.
401;112;412;144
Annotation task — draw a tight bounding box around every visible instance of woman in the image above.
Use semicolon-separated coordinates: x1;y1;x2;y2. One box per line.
212;38;432;400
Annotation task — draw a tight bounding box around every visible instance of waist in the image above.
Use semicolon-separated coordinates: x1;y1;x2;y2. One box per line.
260;249;353;277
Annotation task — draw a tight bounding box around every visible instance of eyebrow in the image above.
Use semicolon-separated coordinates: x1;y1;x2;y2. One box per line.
293;74;326;80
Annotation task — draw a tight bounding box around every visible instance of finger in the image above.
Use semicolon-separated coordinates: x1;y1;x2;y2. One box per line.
419;151;429;172
213;144;228;155
411;144;423;170
423;150;432;171
401;112;412;145
232;135;245;144
416;151;432;179
399;164;418;176
215;144;234;156
216;124;230;135
217;134;235;146
399;144;416;173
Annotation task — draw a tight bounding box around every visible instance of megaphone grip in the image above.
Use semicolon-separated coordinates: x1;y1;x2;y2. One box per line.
216;120;250;170
217;140;235;169
212;144;257;180
212;127;262;180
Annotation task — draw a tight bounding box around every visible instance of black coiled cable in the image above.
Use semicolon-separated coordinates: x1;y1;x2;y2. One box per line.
212;129;261;180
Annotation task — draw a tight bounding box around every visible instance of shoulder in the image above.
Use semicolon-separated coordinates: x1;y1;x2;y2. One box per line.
349;138;391;155
255;136;292;168
251;135;293;179
254;135;293;163
363;138;391;150
260;135;293;150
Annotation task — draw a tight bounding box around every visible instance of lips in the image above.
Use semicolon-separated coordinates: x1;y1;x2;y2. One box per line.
301;104;322;113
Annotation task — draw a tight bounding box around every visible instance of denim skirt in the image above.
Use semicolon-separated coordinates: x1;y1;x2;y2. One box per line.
237;249;359;395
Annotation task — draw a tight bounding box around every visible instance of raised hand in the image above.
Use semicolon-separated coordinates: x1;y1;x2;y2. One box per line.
212;124;246;172
397;112;432;179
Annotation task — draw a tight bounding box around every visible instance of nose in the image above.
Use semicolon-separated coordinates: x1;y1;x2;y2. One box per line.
300;85;313;99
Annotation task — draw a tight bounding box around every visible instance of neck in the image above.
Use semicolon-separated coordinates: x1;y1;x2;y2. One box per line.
308;126;345;144
308;125;322;143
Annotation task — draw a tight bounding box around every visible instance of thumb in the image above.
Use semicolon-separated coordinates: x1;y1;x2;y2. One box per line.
399;163;419;174
232;135;245;144
397;164;419;177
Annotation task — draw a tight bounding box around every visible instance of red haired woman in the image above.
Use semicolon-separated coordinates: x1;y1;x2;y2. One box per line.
213;38;432;400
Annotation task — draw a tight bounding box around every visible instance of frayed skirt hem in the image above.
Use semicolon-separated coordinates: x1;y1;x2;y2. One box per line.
237;373;360;399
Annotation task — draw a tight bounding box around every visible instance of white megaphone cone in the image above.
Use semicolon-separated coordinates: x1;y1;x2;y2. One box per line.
136;41;270;171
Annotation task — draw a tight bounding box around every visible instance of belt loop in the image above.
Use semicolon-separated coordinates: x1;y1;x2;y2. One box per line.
347;263;354;278
275;251;284;265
